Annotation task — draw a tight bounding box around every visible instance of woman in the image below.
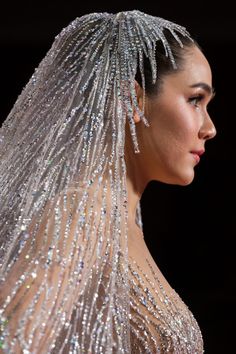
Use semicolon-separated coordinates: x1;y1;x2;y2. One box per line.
0;10;216;353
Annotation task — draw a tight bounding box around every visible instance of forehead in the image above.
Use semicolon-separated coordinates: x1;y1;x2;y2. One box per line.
182;46;212;83
164;46;212;90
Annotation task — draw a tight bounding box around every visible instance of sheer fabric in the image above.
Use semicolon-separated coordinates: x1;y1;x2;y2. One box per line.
0;181;126;352
0;10;200;353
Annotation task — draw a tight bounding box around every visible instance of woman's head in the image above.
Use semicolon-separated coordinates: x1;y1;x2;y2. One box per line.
125;39;216;187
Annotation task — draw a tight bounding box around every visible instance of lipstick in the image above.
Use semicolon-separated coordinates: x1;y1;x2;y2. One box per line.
190;149;205;163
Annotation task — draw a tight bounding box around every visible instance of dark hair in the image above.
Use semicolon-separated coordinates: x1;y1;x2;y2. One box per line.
135;29;199;96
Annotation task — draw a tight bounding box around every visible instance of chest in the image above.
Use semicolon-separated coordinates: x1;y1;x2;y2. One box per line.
127;236;204;353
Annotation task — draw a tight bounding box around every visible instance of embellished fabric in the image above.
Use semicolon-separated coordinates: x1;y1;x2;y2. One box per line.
127;256;204;353
0;10;202;353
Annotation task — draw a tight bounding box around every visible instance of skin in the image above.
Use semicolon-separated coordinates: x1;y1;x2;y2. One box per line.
124;45;216;235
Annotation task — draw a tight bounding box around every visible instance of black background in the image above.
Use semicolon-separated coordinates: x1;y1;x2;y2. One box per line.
0;1;235;353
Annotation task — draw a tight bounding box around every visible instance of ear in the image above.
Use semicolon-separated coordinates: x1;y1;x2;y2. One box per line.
133;80;144;124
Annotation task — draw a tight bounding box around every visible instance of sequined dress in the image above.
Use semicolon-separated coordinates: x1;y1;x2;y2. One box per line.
126;254;204;353
0;186;204;353
0;11;203;353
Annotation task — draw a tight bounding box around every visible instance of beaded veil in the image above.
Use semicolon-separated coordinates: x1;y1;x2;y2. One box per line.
0;10;192;352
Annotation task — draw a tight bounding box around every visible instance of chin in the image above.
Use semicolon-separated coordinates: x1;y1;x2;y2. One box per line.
153;167;195;186
178;178;194;186
177;171;195;186
164;170;195;186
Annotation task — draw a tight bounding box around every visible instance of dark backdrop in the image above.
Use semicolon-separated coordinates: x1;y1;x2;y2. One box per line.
1;1;235;353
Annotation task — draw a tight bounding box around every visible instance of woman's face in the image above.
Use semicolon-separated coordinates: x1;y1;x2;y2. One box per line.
134;45;216;186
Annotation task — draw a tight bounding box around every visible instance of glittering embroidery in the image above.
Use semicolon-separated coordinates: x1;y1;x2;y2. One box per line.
0;10;196;353
126;256;204;353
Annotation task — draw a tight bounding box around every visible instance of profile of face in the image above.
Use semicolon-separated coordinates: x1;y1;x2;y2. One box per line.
132;45;217;186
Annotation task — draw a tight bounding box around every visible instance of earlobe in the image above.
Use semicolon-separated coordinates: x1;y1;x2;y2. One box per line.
133;110;141;124
134;80;143;103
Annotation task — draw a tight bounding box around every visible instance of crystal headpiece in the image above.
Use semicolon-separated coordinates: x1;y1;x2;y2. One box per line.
0;10;192;353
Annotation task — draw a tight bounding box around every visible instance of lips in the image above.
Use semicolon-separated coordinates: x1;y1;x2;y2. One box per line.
190;149;205;163
191;149;205;157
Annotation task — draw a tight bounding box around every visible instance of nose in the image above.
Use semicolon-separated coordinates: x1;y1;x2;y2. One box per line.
198;112;217;141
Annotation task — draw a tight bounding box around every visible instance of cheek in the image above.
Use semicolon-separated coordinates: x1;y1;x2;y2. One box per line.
145;101;199;155
163;104;199;144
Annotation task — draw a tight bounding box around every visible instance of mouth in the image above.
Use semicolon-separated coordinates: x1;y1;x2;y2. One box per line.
190;149;205;163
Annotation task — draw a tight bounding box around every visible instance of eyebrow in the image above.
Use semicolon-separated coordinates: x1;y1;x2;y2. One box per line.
189;82;216;98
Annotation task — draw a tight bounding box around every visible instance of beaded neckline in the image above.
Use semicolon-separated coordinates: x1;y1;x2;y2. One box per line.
118;251;204;353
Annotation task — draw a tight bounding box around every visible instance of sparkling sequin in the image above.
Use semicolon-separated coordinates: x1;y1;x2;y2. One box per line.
126;256;204;353
0;10;196;353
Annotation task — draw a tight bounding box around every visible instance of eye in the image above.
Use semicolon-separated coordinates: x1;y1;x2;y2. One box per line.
188;94;204;108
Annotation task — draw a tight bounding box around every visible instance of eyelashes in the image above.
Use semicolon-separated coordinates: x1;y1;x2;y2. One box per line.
188;92;215;109
188;94;204;108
